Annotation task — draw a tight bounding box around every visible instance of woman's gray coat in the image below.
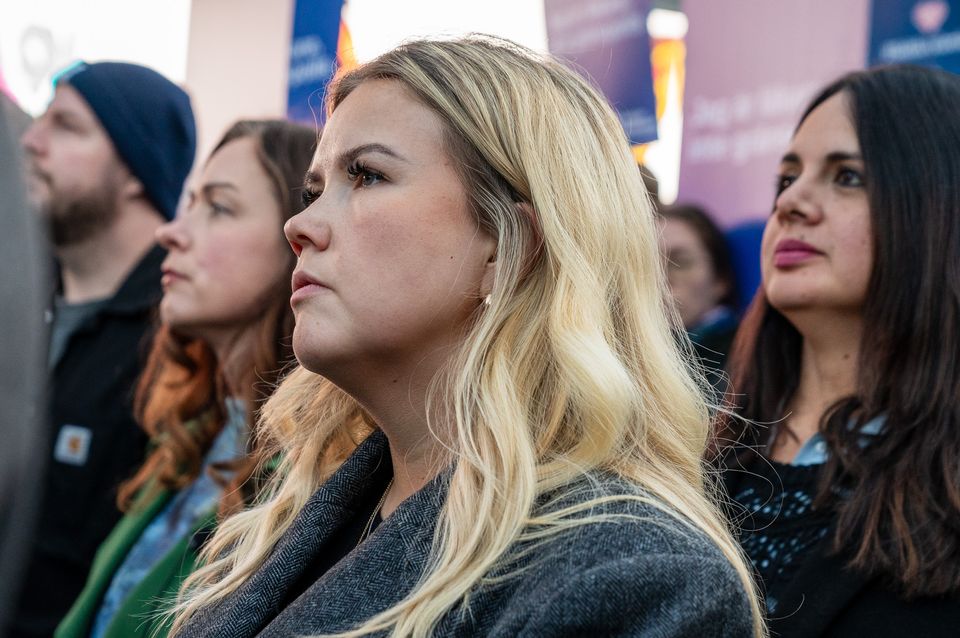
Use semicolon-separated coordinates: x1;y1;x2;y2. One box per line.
175;431;754;637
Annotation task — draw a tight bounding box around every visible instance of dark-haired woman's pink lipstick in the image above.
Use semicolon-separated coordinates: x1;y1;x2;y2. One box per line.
774;238;823;267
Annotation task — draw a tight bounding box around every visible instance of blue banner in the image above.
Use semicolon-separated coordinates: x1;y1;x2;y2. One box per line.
869;0;960;73
286;0;344;124
545;0;658;144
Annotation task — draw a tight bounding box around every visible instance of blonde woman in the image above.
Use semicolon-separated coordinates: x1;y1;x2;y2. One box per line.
171;37;763;637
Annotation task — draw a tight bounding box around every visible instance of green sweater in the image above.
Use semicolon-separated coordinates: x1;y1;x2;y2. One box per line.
54;487;215;638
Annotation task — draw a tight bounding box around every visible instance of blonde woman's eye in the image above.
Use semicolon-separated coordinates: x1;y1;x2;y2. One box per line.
346;161;385;188
301;188;321;207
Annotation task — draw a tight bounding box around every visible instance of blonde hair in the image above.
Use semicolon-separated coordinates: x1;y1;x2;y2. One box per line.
170;35;764;637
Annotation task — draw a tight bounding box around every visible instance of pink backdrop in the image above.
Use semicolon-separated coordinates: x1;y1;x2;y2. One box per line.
678;0;870;226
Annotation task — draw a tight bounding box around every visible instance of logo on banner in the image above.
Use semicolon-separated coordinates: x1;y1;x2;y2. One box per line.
870;0;960;73
54;424;92;466
912;1;950;35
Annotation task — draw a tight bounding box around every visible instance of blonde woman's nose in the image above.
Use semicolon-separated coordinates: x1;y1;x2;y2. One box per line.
284;210;331;257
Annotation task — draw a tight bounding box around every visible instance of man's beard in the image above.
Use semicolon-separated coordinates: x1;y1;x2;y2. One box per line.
36;175;123;248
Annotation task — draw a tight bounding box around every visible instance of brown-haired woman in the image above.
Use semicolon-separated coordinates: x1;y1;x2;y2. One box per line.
720;65;960;637
55;119;316;638
658;203;739;373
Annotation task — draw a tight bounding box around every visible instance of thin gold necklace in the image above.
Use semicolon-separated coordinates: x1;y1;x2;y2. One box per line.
359;477;394;545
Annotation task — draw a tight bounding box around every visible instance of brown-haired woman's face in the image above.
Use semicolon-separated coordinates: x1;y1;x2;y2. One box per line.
284;79;496;387
660;217;728;329
155;137;291;345
762;92;873;321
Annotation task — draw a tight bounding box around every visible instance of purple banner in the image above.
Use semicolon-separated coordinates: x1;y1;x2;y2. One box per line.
545;0;658;144
678;0;869;226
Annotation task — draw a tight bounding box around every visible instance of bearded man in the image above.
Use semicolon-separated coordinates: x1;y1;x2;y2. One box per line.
10;61;195;638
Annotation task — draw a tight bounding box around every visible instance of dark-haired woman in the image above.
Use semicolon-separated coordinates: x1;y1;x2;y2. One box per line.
55;119;316;638
659;203;739;373
719;65;960;637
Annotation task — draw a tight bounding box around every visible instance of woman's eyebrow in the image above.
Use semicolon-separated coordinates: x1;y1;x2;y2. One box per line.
201;182;239;198
780;152;801;165
305;143;412;184
824;151;863;163
779;151;863;165
336;143;409;167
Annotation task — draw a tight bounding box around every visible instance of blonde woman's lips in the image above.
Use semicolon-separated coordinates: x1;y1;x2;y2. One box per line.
290;269;331;304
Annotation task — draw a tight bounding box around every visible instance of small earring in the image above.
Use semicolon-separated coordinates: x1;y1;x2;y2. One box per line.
483;295;492;306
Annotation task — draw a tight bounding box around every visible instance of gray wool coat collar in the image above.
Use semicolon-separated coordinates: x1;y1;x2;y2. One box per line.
177;430;443;637
176;430;756;638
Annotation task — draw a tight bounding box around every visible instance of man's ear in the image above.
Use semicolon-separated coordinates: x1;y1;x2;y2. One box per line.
121;172;145;200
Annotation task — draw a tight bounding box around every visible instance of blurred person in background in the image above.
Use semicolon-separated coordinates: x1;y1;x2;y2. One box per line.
168;36;763;638
719;65;960;637
12;61;196;638
54;119;316;638
659;203;738;373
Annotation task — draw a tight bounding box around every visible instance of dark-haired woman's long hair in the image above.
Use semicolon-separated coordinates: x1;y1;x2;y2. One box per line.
118;119;316;517
721;65;960;599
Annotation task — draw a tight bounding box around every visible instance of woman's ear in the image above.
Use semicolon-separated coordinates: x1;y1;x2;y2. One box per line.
480;245;497;299
480;202;542;300
517;201;543;281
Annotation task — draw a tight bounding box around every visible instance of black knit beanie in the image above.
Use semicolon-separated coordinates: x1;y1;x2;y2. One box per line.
55;61;197;221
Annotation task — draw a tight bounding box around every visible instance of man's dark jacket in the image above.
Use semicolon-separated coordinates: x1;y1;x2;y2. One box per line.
10;245;163;638
175;430;755;637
